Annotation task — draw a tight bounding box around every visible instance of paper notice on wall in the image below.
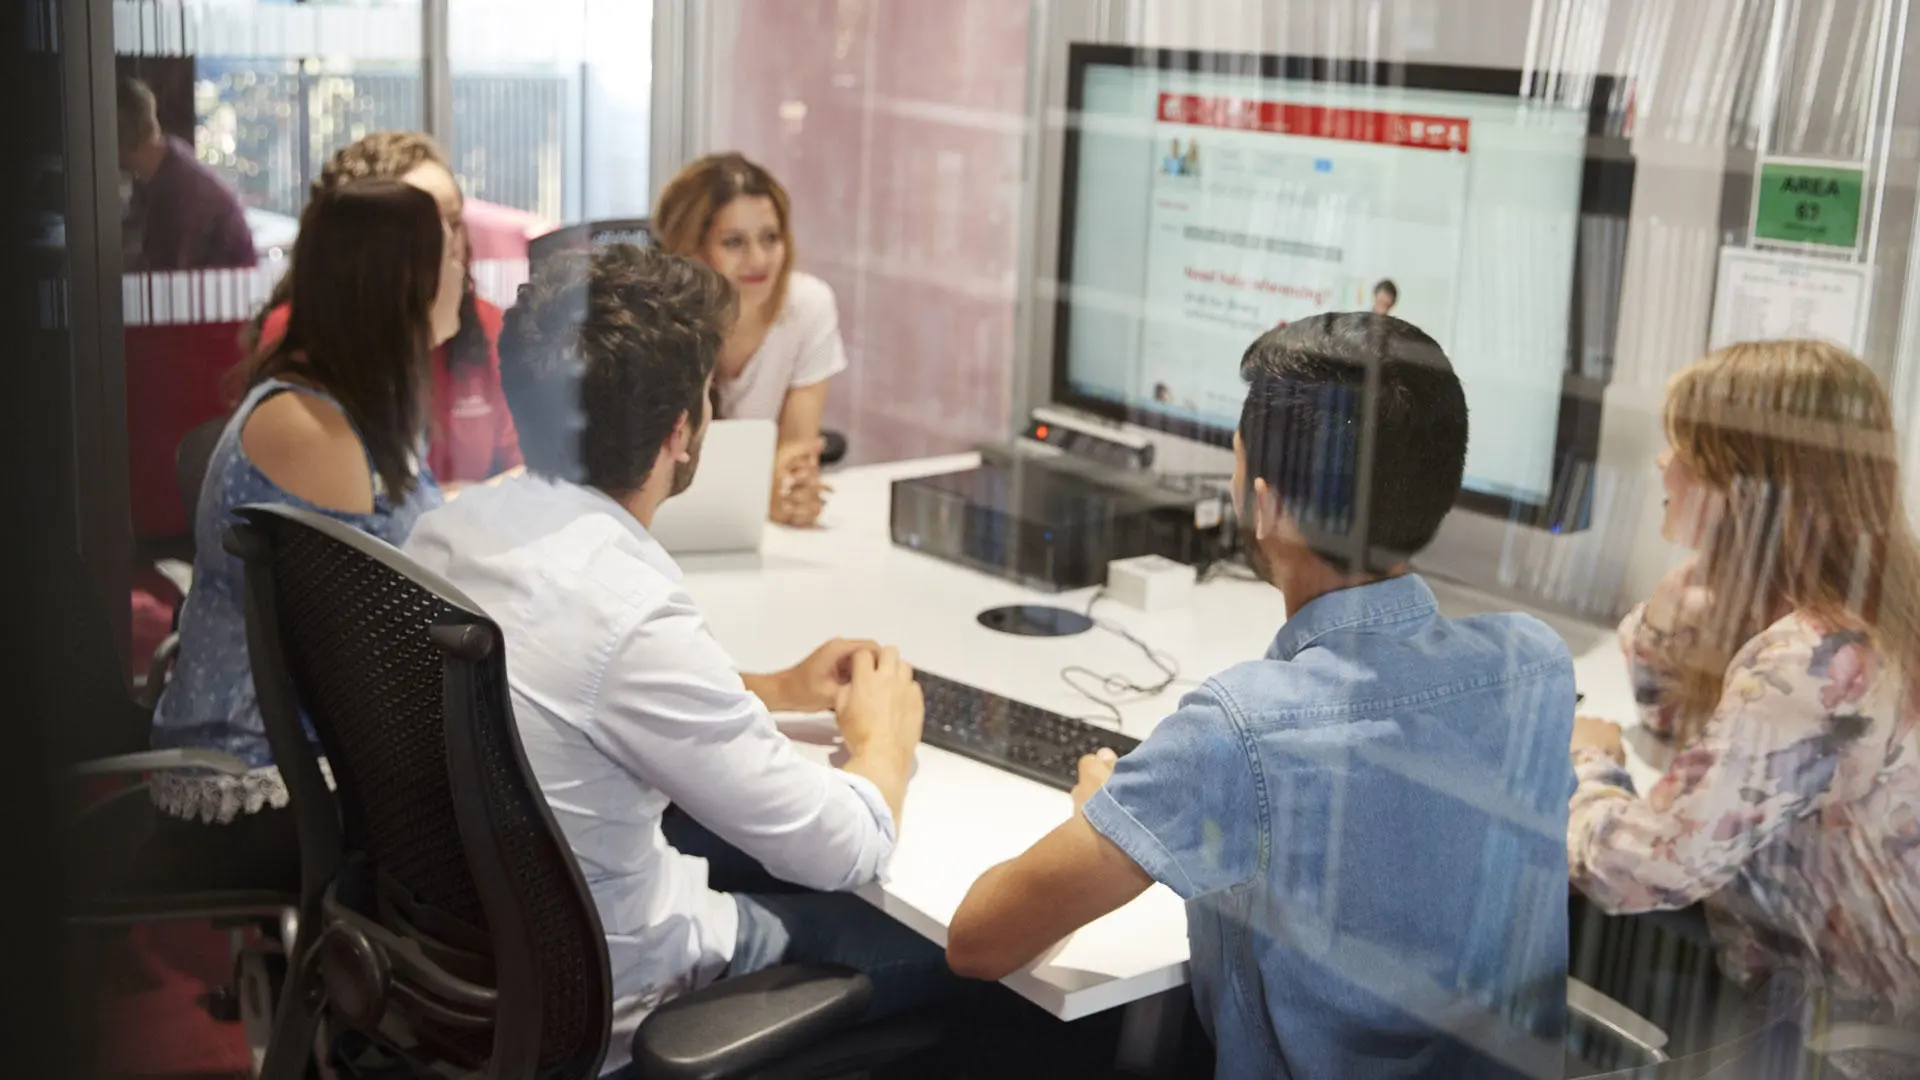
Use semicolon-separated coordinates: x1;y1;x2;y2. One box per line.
1708;246;1872;354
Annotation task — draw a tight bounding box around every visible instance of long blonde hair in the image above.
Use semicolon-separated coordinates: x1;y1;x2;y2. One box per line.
1662;340;1920;741
652;152;796;320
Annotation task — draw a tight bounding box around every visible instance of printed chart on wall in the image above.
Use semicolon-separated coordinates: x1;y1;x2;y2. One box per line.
1708;247;1872;355
1062;63;1594;507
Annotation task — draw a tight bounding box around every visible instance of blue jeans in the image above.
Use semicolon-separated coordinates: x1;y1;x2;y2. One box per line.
601;810;968;1079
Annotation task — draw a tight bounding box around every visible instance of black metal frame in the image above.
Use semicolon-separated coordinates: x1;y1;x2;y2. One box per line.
1051;42;1638;533
60;0;133;659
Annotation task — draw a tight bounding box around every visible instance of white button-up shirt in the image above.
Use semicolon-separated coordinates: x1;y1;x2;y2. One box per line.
404;476;896;1073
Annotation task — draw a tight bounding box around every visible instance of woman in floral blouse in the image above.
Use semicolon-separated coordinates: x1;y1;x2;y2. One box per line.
1568;340;1920;1035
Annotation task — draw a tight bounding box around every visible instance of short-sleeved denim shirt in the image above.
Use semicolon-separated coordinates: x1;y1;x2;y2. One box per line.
1084;574;1577;1080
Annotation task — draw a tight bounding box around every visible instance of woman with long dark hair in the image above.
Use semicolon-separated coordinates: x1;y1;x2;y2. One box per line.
243;130;521;488
142;178;460;890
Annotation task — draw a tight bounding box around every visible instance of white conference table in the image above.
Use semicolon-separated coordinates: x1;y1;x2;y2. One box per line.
677;452;1667;1044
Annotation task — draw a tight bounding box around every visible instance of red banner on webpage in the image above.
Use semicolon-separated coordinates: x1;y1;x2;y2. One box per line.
1156;92;1471;152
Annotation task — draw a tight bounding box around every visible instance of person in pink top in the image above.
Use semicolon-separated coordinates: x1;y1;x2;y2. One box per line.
242;131;522;488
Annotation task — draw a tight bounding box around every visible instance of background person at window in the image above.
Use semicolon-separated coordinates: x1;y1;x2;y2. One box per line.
654;152;846;526
1371;278;1398;315
117;76;255;272
138;180;461;893
1569;340;1920;1045
242;131;522;490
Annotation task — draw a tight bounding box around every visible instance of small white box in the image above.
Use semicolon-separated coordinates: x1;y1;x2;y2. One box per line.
1106;554;1197;612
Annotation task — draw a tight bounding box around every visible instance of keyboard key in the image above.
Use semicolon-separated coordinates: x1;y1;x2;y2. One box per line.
914;670;1140;791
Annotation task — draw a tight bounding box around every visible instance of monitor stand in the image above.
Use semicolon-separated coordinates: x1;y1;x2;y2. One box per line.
976;604;1093;637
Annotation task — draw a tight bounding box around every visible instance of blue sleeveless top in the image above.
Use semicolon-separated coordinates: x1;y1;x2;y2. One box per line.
151;378;443;822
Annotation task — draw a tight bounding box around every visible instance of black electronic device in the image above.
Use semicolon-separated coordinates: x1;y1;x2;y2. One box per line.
916;670;1140;791
889;445;1227;592
1020;409;1155;472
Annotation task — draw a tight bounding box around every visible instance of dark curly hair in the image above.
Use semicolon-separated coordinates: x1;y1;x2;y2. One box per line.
498;244;737;496
240;131;488;375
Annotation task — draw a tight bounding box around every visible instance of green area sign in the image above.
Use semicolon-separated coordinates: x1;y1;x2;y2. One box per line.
1753;159;1864;251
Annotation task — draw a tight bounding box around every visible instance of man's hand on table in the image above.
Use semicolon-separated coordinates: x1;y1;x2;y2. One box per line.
771;438;831;527
832;647;924;830
748;638;881;714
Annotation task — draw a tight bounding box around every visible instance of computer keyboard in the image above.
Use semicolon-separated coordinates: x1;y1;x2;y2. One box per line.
915;670;1141;791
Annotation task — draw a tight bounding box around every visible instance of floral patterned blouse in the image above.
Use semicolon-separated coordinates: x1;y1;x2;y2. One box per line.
1568;583;1920;1024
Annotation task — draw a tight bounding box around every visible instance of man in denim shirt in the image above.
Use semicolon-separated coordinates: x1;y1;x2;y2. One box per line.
949;313;1577;1078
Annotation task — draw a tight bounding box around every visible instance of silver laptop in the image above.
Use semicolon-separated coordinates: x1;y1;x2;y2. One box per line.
647;419;777;554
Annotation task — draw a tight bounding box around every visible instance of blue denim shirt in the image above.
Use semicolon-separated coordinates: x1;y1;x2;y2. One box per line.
1083;575;1576;1080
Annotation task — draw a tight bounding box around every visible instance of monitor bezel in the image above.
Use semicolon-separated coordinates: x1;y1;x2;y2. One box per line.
1051;43;1637;532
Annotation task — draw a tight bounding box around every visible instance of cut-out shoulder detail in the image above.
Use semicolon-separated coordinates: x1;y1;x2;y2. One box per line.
150;377;442;822
241;391;376;514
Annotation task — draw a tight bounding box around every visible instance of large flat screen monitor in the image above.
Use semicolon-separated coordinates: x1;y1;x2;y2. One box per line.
1053;44;1635;532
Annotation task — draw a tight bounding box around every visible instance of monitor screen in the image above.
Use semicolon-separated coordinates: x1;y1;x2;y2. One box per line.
1053;46;1634;530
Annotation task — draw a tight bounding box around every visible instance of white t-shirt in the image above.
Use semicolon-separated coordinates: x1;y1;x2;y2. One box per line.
716;270;848;422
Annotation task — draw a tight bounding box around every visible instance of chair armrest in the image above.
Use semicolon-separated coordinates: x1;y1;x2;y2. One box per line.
1809;1023;1920;1059
630;964;872;1080
136;633;180;713
1568;976;1669;1060
71;747;250;779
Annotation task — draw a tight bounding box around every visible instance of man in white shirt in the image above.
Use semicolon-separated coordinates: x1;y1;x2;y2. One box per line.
404;244;953;1077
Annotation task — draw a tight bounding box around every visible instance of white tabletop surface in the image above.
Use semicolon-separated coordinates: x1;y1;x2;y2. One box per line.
676;452;1666;1021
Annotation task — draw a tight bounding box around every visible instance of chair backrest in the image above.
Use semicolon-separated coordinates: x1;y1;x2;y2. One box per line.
228;504;610;1078
527;217;655;275
1578;972;1811;1080
175;417;225;526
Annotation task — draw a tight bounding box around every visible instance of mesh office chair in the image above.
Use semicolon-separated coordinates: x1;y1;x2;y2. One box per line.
526;217;656;270
229;505;926;1080
1569;971;1811;1080
231;504;610;1078
55;538;296;1077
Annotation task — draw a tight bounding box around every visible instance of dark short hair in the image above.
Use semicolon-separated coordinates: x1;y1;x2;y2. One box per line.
1372;279;1398;300
116;77;159;152
499;244;736;495
1238;312;1467;568
251;179;444;501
